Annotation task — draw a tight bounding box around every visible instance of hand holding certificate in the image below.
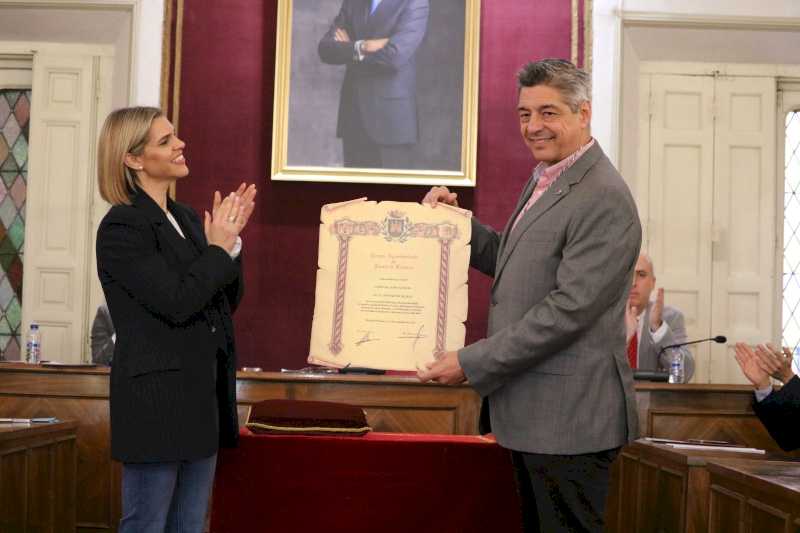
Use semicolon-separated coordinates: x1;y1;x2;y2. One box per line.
309;198;471;371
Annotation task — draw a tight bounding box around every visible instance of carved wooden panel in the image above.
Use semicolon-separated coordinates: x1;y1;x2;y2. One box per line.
686;467;711;533
659;467;687;532
0;422;77;533
0;396;115;532
708;460;800;533
0;449;27;529
747;500;791;533
635;460;661;532
363;407;456;434
650;411;781;452
709;484;744;533
610;451;641;533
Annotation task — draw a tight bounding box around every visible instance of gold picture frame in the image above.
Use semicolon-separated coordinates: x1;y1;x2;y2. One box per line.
270;0;481;186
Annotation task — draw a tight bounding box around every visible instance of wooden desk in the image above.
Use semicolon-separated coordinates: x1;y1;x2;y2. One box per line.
0;364;791;532
0;364;478;532
0;420;77;532
633;382;790;451
607;439;775;533
235;370;480;434
707;459;800;532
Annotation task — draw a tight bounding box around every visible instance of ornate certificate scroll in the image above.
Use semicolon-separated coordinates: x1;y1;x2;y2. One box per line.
309;198;472;371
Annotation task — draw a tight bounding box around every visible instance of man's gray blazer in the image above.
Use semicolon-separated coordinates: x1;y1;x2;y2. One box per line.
638;303;693;381
458;142;641;455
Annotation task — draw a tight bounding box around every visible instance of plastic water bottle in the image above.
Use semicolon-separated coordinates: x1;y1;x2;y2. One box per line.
26;323;41;364
667;347;685;384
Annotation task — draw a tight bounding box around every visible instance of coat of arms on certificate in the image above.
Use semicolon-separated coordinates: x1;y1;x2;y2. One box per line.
309;198;471;371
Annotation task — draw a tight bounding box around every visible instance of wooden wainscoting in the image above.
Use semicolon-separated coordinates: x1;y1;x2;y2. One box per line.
707;460;800;533
0;364;480;532
0;366;793;532
0;420;78;532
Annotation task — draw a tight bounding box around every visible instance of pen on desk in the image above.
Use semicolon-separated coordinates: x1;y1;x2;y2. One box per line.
0;418;32;424
687;438;734;446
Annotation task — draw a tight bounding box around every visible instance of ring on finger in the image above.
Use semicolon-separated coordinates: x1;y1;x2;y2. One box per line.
227;215;236;223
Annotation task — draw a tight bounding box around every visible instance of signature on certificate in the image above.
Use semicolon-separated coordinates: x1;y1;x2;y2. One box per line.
355;331;380;346
398;325;427;350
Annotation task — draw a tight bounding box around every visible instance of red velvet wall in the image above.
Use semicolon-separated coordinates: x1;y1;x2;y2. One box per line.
177;1;576;370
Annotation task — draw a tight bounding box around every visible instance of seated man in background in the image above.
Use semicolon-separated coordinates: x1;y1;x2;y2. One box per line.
734;342;799;451
90;303;115;365
626;253;693;380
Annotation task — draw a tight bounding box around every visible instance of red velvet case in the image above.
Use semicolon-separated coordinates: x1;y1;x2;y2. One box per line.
245;399;372;436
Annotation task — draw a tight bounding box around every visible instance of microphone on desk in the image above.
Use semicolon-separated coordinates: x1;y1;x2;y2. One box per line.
634;337;726;382
657;335;727;357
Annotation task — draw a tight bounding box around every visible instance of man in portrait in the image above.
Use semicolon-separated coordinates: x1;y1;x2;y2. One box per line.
318;0;429;169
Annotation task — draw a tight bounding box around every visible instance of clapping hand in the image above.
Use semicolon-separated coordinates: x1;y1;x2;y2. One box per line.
649;288;664;332
625;300;638;343
734;342;771;389
204;183;257;253
754;343;795;384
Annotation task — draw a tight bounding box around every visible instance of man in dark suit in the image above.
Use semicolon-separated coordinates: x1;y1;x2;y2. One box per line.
420;59;641;531
318;0;429;169
734;342;800;451
90;302;115;365
626;254;693;380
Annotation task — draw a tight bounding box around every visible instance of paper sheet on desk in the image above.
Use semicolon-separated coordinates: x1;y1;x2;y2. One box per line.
665;443;766;454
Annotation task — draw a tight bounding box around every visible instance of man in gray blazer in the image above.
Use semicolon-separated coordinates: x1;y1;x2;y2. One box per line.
420;59;641;532
627;254;693;380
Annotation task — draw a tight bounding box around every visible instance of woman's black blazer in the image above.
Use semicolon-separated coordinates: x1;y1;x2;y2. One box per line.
96;190;243;463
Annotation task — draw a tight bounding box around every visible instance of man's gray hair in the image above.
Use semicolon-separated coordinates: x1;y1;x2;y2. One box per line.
517;59;591;112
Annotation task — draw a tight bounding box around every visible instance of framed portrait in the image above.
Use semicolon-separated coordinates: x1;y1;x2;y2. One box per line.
271;0;481;186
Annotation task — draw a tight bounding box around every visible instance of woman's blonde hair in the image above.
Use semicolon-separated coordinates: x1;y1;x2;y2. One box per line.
97;106;163;205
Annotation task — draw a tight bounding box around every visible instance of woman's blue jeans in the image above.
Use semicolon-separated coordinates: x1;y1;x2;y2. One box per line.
119;453;217;533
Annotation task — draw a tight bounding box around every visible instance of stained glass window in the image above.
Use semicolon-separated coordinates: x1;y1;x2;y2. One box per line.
0;90;30;361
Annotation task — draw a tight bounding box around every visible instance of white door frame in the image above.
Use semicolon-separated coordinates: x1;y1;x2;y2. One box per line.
0;42;114;362
594;9;800;165
0;0;153;104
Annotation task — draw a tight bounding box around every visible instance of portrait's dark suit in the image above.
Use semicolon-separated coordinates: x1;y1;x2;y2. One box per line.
458;143;641;530
753;375;800;452
97;190;242;463
318;0;429;168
